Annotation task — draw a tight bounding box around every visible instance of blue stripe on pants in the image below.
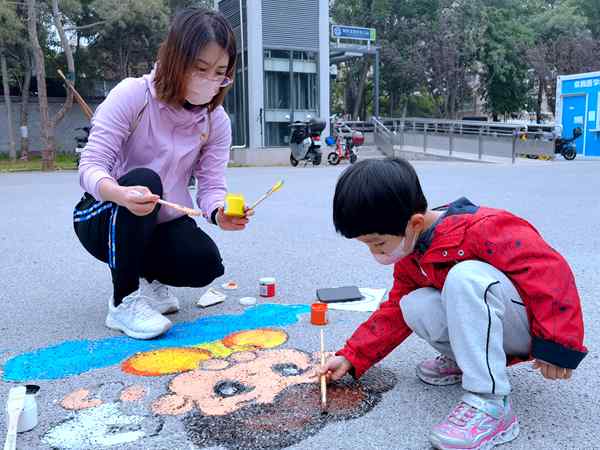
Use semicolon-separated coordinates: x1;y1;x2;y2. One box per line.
108;205;119;269
73;203;113;223
73;201;107;217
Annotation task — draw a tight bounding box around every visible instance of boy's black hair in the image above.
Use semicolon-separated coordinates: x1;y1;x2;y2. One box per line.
333;157;428;238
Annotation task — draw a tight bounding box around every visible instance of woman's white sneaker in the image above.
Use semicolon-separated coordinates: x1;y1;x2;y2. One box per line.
139;279;180;314
105;291;172;339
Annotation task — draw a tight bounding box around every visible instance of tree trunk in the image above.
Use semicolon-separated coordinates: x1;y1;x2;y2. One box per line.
50;0;74;127
344;67;353;117
28;0;53;170
0;47;17;161
536;76;544;124
20;48;32;160
352;60;370;120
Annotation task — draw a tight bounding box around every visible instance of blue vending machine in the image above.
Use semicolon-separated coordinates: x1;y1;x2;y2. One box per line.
556;71;600;157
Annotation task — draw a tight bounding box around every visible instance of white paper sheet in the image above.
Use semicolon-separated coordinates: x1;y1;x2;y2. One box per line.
326;288;387;312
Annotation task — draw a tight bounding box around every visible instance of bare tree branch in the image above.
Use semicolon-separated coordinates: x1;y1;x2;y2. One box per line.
63;20;107;32
50;0;74;127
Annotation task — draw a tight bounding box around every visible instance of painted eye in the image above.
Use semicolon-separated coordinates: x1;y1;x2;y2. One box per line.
272;363;303;376
106;423;142;434
214;380;253;398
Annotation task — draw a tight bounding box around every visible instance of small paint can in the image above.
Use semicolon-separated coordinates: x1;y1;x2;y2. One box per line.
311;303;328;325
259;277;276;298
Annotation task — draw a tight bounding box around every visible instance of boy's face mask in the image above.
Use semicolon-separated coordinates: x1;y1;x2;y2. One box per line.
373;237;412;265
365;223;421;266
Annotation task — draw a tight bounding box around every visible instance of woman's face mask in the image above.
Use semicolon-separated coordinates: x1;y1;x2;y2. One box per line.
185;42;232;106
185;75;222;106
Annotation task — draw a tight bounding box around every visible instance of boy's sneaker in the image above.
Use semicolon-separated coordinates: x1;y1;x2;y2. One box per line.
417;354;463;386
105;291;172;340
139;278;180;314
429;393;519;450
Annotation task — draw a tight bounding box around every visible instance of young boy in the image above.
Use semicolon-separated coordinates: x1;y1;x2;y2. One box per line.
320;158;587;450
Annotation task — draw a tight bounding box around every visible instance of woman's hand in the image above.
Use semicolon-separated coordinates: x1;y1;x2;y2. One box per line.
116;186;159;216
216;207;253;231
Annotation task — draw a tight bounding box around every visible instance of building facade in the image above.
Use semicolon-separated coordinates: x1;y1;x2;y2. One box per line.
556;71;600;157
217;0;330;157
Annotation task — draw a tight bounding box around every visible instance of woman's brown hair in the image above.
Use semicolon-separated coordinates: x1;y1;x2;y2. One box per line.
155;8;237;111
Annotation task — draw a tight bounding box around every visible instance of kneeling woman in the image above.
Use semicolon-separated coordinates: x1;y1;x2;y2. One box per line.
74;8;248;339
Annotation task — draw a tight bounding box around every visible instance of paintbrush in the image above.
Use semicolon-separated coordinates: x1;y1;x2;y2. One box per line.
248;180;284;211
130;190;202;217
4;386;26;450
156;199;202;217
320;328;327;412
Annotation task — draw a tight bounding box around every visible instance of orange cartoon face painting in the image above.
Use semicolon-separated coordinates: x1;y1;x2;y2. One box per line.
152;349;315;416
46;328;397;450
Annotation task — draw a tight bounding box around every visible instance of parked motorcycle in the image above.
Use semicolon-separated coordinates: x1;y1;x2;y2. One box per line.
555;126;582;160
327;119;363;165
289;117;325;167
74;126;91;167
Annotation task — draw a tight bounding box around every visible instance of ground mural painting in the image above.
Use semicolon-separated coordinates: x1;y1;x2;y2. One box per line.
3;304;310;381
3;304;397;450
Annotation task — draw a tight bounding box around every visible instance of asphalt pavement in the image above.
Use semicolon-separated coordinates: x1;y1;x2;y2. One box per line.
0;159;598;450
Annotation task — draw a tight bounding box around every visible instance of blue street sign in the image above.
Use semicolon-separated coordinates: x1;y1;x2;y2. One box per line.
331;25;376;42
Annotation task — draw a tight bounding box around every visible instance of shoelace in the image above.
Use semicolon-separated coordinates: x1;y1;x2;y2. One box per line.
152;283;170;299
123;296;159;320
436;354;458;369
447;402;479;427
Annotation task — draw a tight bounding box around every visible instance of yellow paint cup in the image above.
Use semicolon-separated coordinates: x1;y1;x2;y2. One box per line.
224;193;246;217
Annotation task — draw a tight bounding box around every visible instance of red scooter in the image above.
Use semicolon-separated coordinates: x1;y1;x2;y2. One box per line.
327;120;363;165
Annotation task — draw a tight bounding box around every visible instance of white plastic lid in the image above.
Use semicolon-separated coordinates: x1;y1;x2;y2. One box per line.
239;297;257;306
259;277;276;284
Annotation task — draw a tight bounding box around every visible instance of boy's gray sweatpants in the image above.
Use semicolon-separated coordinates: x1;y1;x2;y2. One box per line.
400;260;531;396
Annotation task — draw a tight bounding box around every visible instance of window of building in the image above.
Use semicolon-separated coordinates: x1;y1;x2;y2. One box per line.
223;51;248;147
294;72;318;110
265;122;291;147
265;71;291;109
263;48;319;146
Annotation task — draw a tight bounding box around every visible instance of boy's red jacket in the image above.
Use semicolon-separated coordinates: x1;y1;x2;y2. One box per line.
337;198;587;378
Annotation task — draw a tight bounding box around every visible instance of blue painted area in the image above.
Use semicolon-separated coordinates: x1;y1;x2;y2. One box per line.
558;72;600;156
3;304;309;382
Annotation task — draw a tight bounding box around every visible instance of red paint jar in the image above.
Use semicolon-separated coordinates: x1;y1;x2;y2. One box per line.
259;277;276;297
311;303;328;325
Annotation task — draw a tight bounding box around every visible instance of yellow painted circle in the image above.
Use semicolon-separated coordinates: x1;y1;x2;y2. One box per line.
122;348;212;376
222;328;288;350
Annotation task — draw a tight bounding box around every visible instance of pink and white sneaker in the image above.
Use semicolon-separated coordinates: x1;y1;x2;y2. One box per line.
429;393;519;450
417;354;463;386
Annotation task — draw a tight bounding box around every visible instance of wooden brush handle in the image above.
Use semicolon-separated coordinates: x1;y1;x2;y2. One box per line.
157;199;202;217
320;329;327;407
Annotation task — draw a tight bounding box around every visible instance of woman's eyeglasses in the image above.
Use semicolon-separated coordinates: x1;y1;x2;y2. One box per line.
194;72;233;88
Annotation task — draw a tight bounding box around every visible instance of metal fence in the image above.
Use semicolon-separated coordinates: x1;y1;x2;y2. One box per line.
373;117;557;163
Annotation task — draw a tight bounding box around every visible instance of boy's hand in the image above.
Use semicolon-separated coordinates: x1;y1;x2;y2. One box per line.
533;359;572;380
318;355;352;382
